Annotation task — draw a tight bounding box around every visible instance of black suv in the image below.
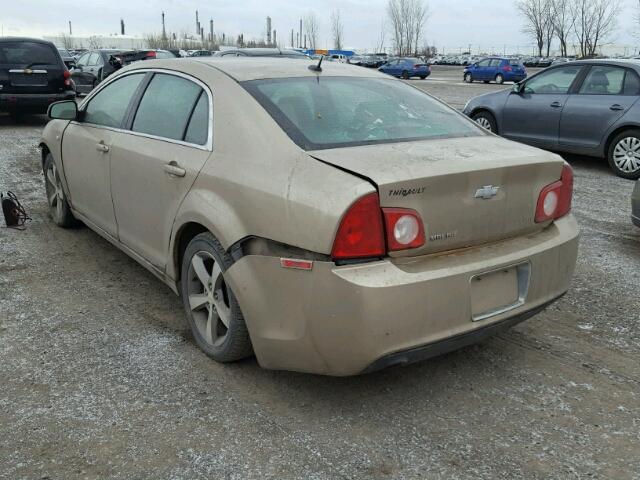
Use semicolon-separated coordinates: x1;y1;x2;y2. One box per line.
0;37;75;115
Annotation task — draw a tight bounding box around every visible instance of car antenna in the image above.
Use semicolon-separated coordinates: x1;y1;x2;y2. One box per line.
308;55;323;72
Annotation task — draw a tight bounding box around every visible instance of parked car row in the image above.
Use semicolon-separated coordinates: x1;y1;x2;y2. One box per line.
464;59;640;179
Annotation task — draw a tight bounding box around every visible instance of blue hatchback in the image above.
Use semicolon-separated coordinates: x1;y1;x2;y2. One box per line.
378;58;431;79
463;57;527;84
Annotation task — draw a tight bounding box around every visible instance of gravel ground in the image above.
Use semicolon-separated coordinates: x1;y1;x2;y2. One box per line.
1;66;639;480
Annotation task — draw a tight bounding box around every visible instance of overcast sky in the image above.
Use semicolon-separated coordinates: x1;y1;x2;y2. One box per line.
1;0;638;53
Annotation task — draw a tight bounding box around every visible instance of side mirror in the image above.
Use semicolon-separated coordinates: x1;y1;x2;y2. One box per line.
512;83;522;94
48;100;78;120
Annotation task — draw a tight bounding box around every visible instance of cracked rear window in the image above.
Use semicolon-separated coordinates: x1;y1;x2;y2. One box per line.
243;76;483;150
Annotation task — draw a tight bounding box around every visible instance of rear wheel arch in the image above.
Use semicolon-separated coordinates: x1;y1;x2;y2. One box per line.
173;222;210;286
604;125;640;158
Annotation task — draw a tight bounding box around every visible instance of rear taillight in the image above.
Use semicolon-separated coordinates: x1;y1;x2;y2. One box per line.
145;51;157;58
382;208;425;251
535;164;573;223
331;193;385;260
63;69;72;88
502;65;512;72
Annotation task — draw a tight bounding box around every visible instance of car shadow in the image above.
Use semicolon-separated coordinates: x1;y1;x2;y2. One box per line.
560;153;613;177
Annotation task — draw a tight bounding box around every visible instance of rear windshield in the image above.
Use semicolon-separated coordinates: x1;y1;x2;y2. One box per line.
0;42;59;66
243;77;482;150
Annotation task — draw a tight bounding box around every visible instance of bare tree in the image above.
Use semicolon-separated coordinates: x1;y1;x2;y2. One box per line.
58;32;74;50
304;12;320;50
375;20;386;53
387;0;429;55
542;1;555;57
330;9;344;50
87;36;102;50
516;0;548;57
571;0;621;57
550;0;573;56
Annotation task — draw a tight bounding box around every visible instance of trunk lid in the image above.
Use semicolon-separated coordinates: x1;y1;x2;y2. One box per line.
310;136;565;257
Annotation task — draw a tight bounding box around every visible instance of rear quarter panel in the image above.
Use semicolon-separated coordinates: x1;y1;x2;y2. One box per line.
167;67;374;280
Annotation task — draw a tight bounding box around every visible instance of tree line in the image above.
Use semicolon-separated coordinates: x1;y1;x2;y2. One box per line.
517;0;621;58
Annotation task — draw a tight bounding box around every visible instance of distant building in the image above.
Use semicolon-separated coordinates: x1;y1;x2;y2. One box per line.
43;34;147;50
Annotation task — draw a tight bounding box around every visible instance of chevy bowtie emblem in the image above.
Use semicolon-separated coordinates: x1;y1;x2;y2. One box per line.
474;185;500;199
24;69;33;74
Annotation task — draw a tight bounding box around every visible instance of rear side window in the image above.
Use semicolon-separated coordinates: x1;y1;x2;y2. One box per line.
0;42;59;66
84;73;145;128
132;73;203;141
489;59;501;67
184;92;210;145
509;59;522;66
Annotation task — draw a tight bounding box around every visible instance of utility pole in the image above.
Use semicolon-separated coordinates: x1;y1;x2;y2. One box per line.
299;19;302;48
291;29;294;48
121;19;125;35
161;11;166;40
68;21;72;36
273;30;277;47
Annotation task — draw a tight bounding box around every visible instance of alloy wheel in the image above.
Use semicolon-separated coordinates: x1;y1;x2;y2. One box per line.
45;162;64;221
475;117;493;131
186;251;232;347
612;136;640;174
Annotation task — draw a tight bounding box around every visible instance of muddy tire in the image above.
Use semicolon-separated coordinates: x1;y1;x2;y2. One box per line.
181;232;253;362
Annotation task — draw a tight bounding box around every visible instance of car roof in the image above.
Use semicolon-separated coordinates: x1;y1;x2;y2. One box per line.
555;58;640;72
0;37;55;46
122;57;390;82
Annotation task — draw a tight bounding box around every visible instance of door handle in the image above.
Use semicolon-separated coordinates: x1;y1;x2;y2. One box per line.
164;162;186;177
95;142;109;153
550;102;562;108
610;104;625;111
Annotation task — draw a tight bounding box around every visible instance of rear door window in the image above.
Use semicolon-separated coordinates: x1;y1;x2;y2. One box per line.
132;73;203;141
0;41;58;66
579;66;625;95
84;73;145;128
488;59;501;67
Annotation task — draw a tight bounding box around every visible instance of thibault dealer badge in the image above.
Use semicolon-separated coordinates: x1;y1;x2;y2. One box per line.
474;185;500;200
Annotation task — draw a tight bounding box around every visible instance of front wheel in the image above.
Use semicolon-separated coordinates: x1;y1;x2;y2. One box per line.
44;153;75;227
495;73;504;84
471;111;497;133
181;232;253;362
464;73;473;83
608;130;640;179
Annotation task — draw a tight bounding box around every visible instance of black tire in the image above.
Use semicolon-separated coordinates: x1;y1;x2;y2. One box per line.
483;80;490;84
43;153;76;227
607;129;640;180
464;73;473;83
401;70;409;79
419;76;426;80
181;232;253;362
471;111;497;133
495;74;504;84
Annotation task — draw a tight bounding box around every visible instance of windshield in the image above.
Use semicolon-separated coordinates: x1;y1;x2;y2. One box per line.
243;76;483;150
